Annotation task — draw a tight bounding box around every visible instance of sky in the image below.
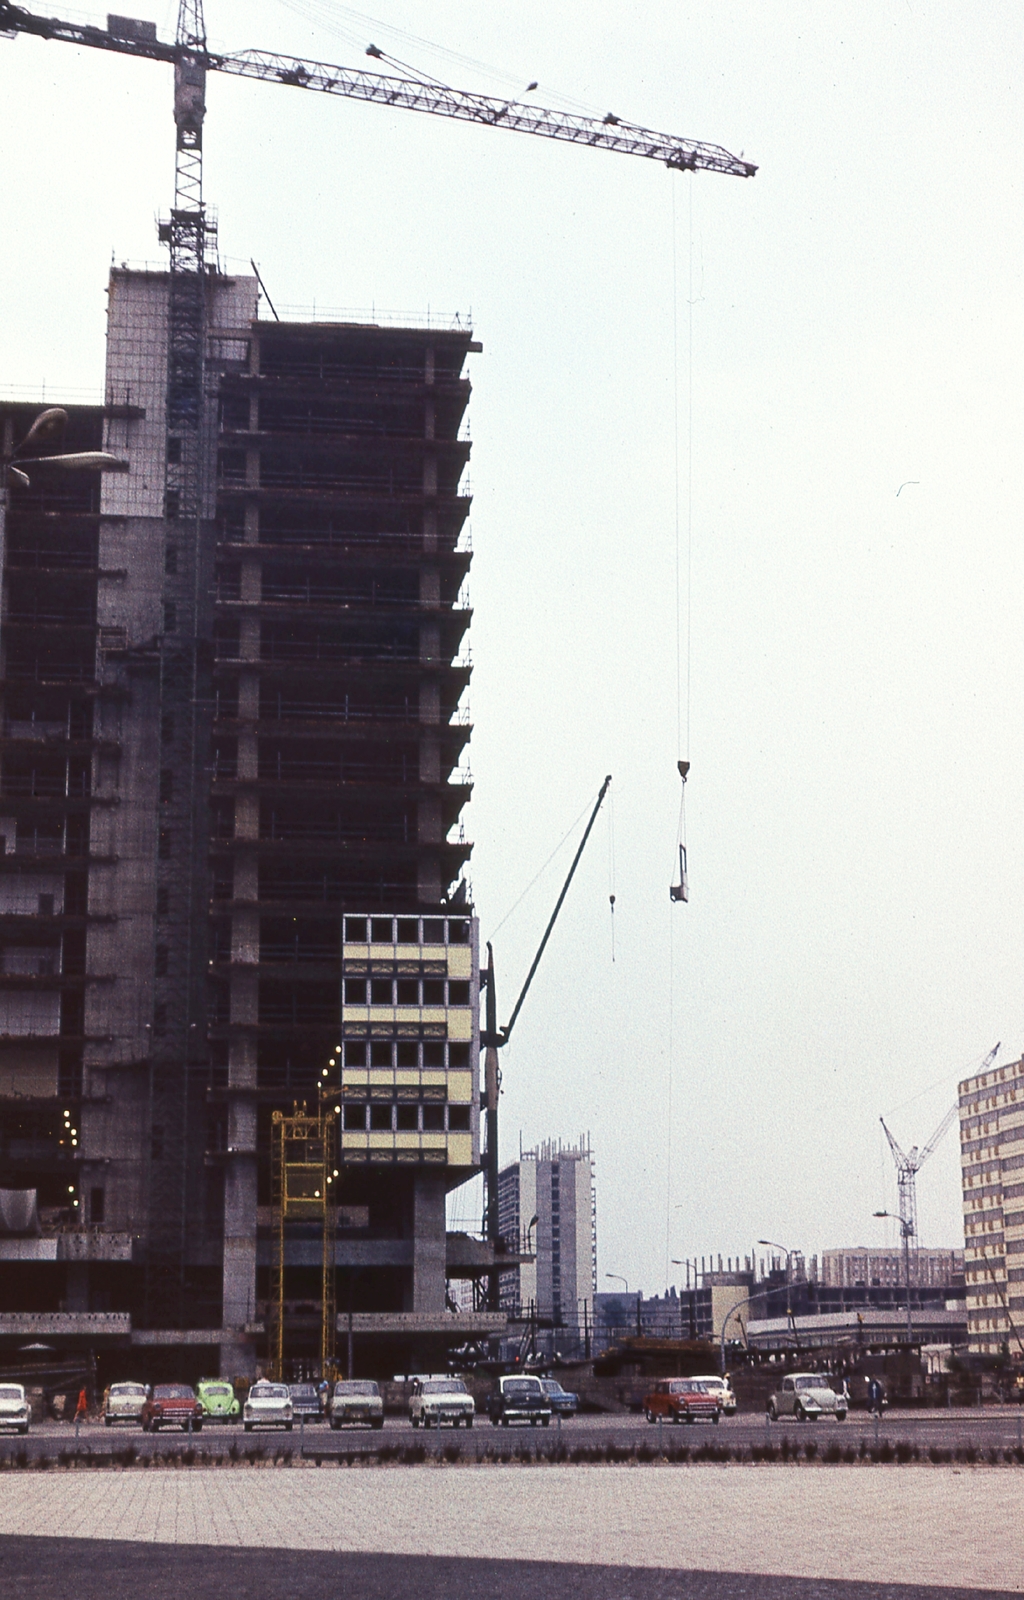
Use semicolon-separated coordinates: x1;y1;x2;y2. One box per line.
2;1;1022;1295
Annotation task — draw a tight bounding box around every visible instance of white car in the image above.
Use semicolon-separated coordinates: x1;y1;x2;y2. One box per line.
409;1377;475;1429
767;1373;847;1422
0;1383;30;1434
690;1375;737;1415
105;1381;147;1427
330;1380;384;1430
243;1381;293;1432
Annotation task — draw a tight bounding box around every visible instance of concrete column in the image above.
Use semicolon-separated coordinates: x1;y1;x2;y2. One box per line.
412;1172;447;1312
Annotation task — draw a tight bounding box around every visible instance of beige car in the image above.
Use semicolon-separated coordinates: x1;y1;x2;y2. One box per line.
105;1381;147;1427
690;1375;737;1415
767;1373;847;1422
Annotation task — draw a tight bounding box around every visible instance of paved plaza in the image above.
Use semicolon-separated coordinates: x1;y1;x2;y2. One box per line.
0;1464;1022;1597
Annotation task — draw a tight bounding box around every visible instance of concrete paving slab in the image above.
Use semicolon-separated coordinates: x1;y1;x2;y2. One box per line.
0;1465;1020;1592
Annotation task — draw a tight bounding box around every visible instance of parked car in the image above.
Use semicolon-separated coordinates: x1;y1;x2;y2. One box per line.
409;1377;475;1429
0;1383;30;1435
287;1383;324;1424
196;1378;240;1423
142;1384;203;1433
105;1381;148;1428
243;1381;293;1431
690;1375;737;1415
329;1379;384;1430
767;1373;847;1422
539;1377;578;1417
643;1379;720;1425
486;1375;552;1427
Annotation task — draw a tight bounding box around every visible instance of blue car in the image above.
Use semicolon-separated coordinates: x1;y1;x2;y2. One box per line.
539;1378;578;1416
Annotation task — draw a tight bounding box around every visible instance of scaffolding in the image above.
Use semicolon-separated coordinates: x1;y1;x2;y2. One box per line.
269;1101;338;1379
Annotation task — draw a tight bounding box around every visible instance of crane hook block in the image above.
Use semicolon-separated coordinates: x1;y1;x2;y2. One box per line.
670;844;689;903
677;760;690;782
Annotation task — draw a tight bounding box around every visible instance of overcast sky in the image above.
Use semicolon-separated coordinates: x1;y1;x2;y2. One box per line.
2;2;1022;1294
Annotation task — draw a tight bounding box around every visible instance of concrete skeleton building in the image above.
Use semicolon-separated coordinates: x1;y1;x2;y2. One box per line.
497;1138;596;1336
0;265;501;1379
959;1052;1024;1356
820;1247;963;1290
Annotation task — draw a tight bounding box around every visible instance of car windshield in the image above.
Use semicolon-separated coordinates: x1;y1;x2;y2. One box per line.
0;1386;23;1401
110;1384;145;1396
154;1385;193;1399
335;1382;379;1396
422;1380;467;1394
795;1376;830;1390
288;1385;318;1398
251;1384;289;1399
540;1380;563;1394
504;1380;540;1394
672;1381;705;1393
203;1385;233;1397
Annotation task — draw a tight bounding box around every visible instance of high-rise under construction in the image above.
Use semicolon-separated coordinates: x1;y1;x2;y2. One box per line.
0;268;502;1380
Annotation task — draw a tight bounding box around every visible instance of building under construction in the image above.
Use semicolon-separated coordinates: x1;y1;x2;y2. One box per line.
0;267;504;1380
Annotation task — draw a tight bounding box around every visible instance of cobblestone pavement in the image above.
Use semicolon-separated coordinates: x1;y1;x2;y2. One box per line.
0;1465;1021;1594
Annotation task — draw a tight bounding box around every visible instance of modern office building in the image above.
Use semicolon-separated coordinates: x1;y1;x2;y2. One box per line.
497;1137;596;1334
959;1052;1024;1355
0;266;499;1379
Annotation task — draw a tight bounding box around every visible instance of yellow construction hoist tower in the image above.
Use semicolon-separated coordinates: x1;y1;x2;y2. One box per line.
269;1101;338;1381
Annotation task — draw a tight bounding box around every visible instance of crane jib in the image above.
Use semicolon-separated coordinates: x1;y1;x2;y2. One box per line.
0;2;756;179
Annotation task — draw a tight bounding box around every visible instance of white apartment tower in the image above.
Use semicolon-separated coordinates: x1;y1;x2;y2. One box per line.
497;1137;596;1329
959;1053;1024;1355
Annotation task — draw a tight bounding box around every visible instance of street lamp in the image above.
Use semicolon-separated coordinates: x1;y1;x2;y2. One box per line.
874;1210;913;1344
717;1284;773;1376
605;1273;628;1293
758;1238;798;1344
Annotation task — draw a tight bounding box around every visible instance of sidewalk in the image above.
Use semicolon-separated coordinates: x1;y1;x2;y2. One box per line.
0;1464;1021;1592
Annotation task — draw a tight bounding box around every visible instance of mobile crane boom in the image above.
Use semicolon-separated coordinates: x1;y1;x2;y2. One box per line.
0;2;756;178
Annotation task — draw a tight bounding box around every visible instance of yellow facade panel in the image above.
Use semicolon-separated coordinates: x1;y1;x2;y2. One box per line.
447;946;472;979
447;1072;472;1103
447;1134;473;1166
447;1011;472;1041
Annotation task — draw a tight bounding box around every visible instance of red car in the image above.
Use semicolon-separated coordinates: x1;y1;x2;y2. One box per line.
141;1384;203;1433
643;1379;721;1425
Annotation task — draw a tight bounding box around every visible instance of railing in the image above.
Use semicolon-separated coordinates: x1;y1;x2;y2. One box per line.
1;774;90;798
257;640;419;664
259;942;339;964
258;758;417;784
4;610;95;628
261;818;409;843
257;583;418;608
6;549;95;571
259;699;418;724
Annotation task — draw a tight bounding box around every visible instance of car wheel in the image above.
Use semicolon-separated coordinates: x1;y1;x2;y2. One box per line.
285;1421;293;1432
502;1416;509;1427
712;1413;720;1425
542;1416;550;1427
105;1417;112;1428
330;1418;339;1430
465;1416;473;1429
411;1416;419;1429
795;1404;806;1422
645;1409;656;1424
194;1422;202;1432
372;1418;384;1430
244;1422;252;1432
836;1411;847;1422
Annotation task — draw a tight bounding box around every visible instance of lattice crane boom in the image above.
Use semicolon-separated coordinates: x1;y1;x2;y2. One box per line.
881;1042;999;1248
0;1;756;178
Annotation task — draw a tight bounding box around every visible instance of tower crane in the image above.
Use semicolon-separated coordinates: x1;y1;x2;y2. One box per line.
881;1042;999;1252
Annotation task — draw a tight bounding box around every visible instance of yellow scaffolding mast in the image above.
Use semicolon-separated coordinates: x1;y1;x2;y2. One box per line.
269;1100;337;1380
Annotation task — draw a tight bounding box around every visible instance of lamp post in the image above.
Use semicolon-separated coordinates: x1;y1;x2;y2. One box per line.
718;1285;772;1376
605;1273;635;1338
758;1238;799;1346
874;1210;913;1344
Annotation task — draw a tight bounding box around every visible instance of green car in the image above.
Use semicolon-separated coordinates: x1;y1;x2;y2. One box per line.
196;1378;240;1423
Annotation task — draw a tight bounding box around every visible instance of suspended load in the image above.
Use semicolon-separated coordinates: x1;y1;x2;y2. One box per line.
670;760;689;903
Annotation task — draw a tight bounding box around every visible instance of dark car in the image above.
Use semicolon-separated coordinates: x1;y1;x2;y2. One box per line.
141;1384;203;1433
539;1378;578;1416
486;1376;552;1427
287;1383;324;1423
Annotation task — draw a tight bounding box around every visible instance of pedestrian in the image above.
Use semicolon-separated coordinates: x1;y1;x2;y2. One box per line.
74;1386;88;1423
867;1376;885;1416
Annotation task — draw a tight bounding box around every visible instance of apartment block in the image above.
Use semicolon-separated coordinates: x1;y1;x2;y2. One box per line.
821;1247;963;1290
0;268;497;1380
497;1137;596;1330
959;1054;1024;1355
